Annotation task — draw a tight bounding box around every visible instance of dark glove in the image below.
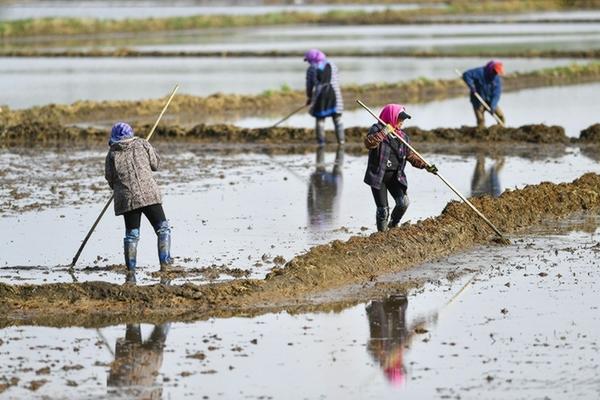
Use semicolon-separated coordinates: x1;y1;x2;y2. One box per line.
305;98;312;106
426;164;438;174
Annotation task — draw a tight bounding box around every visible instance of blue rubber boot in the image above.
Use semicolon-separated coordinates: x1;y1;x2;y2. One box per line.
124;228;140;272
156;221;172;272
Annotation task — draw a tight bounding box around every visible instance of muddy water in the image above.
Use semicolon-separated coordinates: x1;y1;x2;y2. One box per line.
0;57;583;109
239;82;600;137
5;22;600;53
2;143;599;286
0;1;430;21
1;221;599;399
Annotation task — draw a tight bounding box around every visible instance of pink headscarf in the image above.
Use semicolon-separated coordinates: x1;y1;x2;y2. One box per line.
304;48;326;65
379;104;407;127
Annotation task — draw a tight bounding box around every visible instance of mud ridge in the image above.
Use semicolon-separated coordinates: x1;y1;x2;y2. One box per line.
1;63;598;127
0;120;586;146
3;49;600;59
2;173;600;327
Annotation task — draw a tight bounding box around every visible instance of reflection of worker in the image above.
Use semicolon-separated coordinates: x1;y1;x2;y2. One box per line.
108;323;170;399
304;49;345;144
471;154;504;197
307;145;344;229
462;60;506;129
366;295;410;386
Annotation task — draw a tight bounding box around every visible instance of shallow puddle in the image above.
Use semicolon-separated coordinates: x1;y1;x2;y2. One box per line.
1;222;599;399
0;56;584;109
1;143;599;286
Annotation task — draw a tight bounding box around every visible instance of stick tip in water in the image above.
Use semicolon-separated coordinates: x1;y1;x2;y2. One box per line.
492;236;511;246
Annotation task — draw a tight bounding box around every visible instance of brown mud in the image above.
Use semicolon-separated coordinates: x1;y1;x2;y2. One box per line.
0;120;584;147
2;172;600;328
1;63;598;128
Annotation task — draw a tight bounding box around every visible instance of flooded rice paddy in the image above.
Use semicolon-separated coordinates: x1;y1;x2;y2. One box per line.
237;82;600;137
0;56;585;109
2;143;599;287
0;1;431;21
5;22;600;54
1;221;599;399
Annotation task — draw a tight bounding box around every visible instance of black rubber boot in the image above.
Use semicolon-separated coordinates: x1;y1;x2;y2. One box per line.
376;207;389;232
388;194;410;229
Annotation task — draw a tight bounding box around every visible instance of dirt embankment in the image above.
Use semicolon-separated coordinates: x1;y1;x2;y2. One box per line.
0;120;581;147
2;172;600;327
3;49;600;59
1;63;598;128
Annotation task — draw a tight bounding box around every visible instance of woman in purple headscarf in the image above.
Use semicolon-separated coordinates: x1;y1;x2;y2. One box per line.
105;122;172;280
304;49;344;145
363;104;437;231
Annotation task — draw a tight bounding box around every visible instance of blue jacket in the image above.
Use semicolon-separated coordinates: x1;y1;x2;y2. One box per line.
462;66;502;112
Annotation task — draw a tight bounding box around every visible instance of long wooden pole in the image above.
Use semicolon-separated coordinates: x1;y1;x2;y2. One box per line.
356;99;506;240
269;104;307;129
69;84;179;268
455;69;505;127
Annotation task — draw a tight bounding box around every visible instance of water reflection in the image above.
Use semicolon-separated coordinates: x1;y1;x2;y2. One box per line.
366;295;435;386
108;323;170;399
471;154;504;197
307;145;344;231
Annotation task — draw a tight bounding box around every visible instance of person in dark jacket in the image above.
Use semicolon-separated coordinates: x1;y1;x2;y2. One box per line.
462;60;505;129
304;48;345;145
364;104;437;231
105;122;172;277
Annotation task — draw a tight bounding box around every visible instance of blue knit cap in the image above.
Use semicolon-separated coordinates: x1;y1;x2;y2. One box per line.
109;122;134;145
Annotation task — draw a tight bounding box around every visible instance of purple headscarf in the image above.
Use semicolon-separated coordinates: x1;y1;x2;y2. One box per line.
304;48;326;65
109;122;134;146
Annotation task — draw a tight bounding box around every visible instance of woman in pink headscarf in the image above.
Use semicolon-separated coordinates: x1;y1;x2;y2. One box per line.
363;104;437;231
304;48;344;144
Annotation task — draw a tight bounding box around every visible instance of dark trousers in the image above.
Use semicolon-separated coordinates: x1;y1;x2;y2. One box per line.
371;170;406;208
123;204;166;232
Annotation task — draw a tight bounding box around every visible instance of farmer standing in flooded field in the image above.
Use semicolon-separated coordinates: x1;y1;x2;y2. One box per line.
105;122;172;278
462;60;506;129
304;48;345;145
364;104;437;231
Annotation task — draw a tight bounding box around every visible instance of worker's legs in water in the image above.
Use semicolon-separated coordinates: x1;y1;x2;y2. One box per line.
333;113;345;144
315;114;345;145
371;171;397;232
123;204;172;272
140;204;172;271
387;180;409;229
315;117;326;145
474;105;486;129
493;106;506;125
123;210;142;272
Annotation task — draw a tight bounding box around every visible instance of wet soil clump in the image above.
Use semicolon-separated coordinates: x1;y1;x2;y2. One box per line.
2;173;600;327
578;123;600;143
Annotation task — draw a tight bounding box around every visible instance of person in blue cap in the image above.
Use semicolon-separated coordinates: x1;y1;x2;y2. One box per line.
104;122;172;279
